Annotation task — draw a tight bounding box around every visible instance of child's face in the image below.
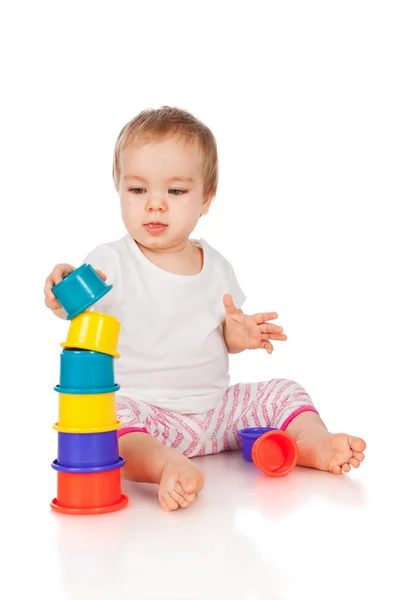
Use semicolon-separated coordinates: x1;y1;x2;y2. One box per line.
119;137;211;251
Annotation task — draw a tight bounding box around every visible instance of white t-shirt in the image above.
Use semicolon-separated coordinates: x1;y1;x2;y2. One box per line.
83;234;246;414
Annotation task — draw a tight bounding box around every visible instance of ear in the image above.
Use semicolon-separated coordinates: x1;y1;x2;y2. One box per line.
200;194;214;216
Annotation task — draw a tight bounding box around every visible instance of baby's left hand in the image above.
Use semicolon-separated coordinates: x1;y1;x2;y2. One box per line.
222;293;287;354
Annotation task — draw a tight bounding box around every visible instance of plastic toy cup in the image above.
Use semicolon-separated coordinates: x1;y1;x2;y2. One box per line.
54;392;118;432
50;467;128;515
238;427;298;477
61;311;121;358
53;420;121;434
252;430;298;477
52;264;113;320
55;349;119;394
56;430;120;469
51;456;125;473
238;427;276;461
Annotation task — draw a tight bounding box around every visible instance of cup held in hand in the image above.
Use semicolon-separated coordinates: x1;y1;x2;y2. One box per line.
52;264;112;320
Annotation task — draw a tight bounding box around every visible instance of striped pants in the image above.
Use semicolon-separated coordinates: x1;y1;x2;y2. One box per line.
116;378;318;458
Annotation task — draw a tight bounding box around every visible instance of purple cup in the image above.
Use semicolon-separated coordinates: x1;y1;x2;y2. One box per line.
55;430;120;469
237;427;276;461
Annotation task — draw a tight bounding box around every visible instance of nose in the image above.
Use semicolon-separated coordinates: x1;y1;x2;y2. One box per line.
146;192;167;212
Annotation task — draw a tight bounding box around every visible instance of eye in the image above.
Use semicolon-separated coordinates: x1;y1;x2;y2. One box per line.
128;187;145;194
169;189;187;196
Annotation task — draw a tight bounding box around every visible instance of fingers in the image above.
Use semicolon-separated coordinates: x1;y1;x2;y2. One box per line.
260;332;286;353
96;270;107;281
253;313;287;339
260;333;287;342
223;293;239;315
259;323;285;334
261;340;274;353
44;295;61;310
252;312;278;324
44;263;75;309
261;333;287;342
44;276;59;306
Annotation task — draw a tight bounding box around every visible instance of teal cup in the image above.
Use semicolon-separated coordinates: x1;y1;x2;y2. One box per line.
52;263;112;320
54;349;119;394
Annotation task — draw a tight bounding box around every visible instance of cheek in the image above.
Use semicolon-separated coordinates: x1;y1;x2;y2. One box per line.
174;205;202;233
179;195;202;215
120;196;141;223
173;200;197;220
121;193;139;209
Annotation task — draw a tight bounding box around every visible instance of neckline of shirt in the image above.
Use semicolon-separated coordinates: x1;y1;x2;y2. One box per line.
124;234;208;282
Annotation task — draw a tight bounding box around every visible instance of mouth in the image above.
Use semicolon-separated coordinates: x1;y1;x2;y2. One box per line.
143;222;168;235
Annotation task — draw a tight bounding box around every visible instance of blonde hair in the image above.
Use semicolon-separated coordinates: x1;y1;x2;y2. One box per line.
112;106;219;200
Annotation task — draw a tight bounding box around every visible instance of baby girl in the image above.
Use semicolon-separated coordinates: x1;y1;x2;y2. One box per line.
44;106;366;511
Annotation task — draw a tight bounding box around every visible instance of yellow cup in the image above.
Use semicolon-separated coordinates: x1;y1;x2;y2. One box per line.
55;392;120;432
61;311;121;358
53;421;122;433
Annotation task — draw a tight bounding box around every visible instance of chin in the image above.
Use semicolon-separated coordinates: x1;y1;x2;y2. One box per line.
136;233;168;248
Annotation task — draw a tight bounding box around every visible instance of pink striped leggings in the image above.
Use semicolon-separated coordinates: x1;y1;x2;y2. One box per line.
116;378;318;458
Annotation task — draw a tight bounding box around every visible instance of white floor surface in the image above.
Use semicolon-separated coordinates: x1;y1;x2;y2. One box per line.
5;433;396;600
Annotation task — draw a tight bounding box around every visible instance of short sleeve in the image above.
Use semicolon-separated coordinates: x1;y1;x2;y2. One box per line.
229;266;246;309
82;244;121;311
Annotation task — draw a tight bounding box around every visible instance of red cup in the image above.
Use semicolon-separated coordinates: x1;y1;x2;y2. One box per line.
50;468;128;515
252;430;298;477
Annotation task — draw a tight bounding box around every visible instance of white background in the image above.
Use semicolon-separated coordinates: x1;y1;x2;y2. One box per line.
1;1;398;599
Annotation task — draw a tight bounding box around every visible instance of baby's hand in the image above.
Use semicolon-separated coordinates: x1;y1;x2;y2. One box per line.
222;294;287;354
44;263;107;312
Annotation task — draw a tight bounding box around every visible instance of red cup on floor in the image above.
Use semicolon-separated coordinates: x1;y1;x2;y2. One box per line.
50;468;128;515
252;429;298;477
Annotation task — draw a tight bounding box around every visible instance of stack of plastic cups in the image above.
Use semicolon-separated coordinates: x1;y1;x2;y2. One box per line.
50;264;128;515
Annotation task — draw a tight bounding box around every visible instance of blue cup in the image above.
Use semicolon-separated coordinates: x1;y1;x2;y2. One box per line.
51;455;125;474
55;349;120;394
55;430;120;469
52;263;112;320
237;427;276;461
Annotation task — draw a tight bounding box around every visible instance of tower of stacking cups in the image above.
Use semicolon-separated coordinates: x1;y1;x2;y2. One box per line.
50;264;128;515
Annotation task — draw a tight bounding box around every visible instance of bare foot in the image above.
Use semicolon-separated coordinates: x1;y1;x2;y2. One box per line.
296;432;366;474
119;432;205;511
158;455;205;511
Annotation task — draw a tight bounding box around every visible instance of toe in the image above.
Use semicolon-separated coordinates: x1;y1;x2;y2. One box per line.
184;492;196;502
169;489;189;508
353;451;365;462
180;468;204;496
349;458;360;468
173;480;196;504
158;456;204;512
160;492;179;511
180;472;197;494
342;463;351;473
350;436;366;453
159;498;168;511
332;465;342;474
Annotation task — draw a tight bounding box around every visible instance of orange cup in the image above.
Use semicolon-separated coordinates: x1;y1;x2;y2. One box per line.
50;468;128;515
252;430;298;477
